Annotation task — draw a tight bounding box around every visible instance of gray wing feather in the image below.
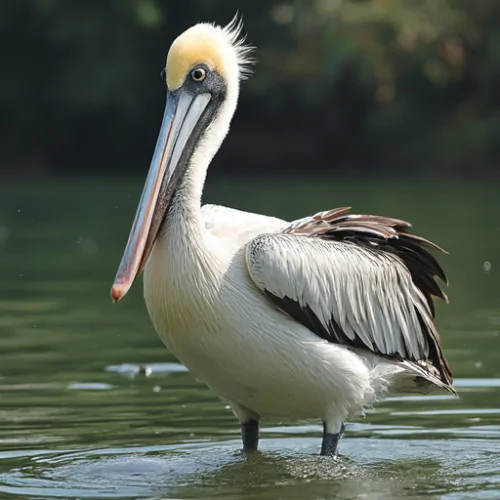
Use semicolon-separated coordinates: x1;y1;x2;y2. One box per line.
246;233;431;361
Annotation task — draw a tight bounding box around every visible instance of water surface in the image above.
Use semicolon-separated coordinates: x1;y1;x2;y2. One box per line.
0;178;498;499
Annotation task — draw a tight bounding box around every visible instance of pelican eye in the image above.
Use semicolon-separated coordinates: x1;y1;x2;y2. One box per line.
191;67;206;82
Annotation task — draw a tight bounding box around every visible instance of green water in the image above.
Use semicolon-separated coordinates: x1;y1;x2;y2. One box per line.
0;178;499;499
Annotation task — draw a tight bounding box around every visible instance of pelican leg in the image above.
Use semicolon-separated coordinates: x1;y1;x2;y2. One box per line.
241;419;259;452
228;401;261;452
320;421;345;456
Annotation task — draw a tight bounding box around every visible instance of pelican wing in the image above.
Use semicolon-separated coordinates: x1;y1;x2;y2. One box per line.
245;207;454;392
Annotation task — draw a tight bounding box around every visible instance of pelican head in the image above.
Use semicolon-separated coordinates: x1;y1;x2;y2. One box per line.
111;18;253;302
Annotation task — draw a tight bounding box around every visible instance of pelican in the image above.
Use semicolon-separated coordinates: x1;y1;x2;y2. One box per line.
111;18;455;457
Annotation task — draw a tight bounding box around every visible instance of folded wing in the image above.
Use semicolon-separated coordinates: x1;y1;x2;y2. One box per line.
245;207;454;393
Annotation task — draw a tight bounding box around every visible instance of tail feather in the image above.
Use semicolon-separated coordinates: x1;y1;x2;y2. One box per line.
370;361;458;397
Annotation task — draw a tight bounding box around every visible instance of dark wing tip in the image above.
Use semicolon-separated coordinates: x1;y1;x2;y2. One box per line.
400;231;448;255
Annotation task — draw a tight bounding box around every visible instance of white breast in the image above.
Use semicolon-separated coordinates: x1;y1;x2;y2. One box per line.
143;223;376;422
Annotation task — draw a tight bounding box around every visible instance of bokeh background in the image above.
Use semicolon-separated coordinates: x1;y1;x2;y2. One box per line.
3;0;500;178
0;2;499;498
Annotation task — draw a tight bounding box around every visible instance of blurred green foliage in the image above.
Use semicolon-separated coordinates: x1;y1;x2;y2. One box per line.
1;0;500;176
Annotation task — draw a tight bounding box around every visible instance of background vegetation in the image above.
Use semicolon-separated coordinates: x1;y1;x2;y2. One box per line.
2;0;500;177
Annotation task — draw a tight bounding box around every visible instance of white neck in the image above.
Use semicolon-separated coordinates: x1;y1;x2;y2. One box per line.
144;81;240;343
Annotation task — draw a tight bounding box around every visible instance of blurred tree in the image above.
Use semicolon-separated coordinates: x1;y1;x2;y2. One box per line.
264;0;500;174
0;0;499;176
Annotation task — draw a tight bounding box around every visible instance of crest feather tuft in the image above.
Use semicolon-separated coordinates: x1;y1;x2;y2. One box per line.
220;13;255;80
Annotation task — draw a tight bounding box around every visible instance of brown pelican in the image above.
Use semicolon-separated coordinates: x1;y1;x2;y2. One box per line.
111;18;455;457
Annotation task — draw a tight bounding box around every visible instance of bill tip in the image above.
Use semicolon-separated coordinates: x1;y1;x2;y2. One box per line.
111;284;125;303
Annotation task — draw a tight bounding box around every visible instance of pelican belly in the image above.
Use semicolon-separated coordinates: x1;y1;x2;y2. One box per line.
143;235;375;421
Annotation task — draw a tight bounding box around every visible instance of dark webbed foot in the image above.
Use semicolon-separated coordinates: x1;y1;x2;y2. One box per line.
241;419;259;452
320;421;345;456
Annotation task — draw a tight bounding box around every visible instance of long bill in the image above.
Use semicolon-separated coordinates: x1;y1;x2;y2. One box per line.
111;90;211;302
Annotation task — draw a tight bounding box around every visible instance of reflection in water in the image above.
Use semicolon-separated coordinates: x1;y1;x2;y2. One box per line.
0;179;499;499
